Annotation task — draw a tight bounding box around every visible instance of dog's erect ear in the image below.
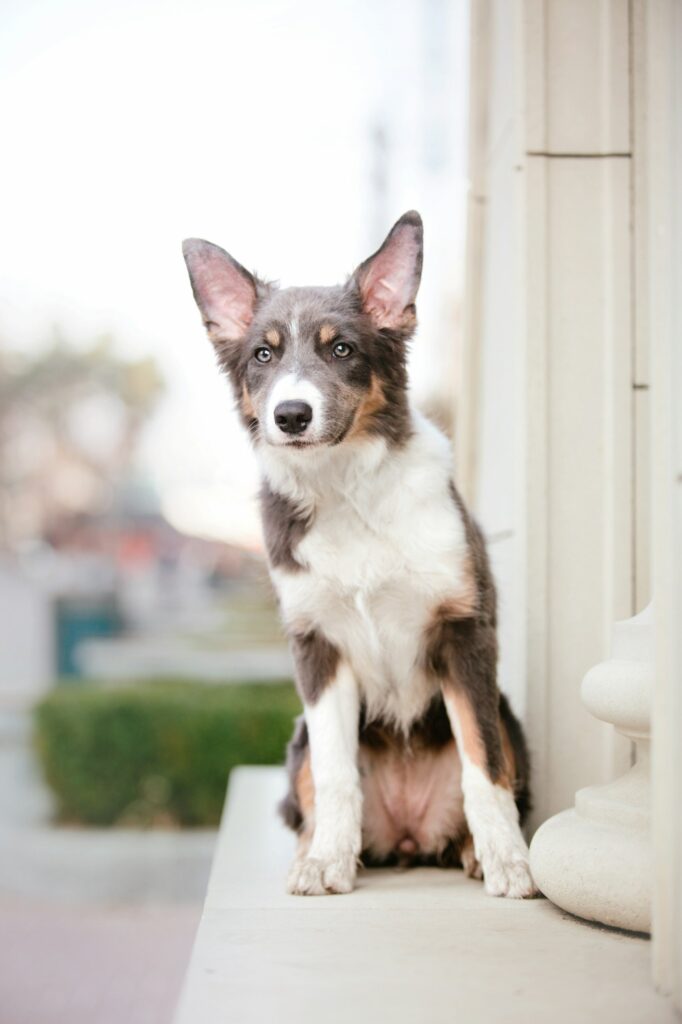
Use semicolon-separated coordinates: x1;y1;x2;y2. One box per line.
182;239;261;344
353;211;423;333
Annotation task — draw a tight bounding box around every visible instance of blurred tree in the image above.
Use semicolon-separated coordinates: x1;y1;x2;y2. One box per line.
0;334;164;550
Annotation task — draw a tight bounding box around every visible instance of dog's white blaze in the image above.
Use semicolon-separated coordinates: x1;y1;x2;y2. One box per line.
442;693;534;898
305;663;362;862
287;313;300;359
266;413;472;731
265;371;325;444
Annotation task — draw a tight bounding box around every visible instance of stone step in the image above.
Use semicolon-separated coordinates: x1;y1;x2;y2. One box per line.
174;767;674;1024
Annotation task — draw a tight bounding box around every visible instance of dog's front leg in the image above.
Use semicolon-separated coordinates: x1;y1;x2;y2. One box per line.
287;660;361;896
439;620;536;899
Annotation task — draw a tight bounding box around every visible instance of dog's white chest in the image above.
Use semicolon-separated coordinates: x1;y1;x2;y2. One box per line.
268;422;471;727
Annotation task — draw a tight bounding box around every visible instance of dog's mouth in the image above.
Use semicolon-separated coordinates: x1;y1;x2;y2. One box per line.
267;436;335;452
264;421;352;451
276;437;319;449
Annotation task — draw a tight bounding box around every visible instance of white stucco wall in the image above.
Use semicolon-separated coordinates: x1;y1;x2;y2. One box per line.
461;0;641;823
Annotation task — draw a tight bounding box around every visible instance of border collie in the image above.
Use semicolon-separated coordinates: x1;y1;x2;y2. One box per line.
182;212;535;898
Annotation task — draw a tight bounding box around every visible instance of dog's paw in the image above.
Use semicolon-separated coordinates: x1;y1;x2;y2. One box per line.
478;840;537;899
287;852;357;896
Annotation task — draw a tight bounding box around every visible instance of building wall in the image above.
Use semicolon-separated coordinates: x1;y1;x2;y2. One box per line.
461;0;644;824
458;0;526;717
647;0;682;1002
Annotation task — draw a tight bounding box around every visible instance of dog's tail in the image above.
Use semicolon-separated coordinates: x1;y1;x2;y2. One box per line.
499;692;532;825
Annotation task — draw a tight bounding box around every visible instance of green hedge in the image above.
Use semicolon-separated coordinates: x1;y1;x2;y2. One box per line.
34;681;301;828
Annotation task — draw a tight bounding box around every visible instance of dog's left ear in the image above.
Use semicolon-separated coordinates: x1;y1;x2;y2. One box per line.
352;211;423;333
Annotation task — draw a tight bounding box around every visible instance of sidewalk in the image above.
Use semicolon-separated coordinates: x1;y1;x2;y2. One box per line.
0;898;200;1024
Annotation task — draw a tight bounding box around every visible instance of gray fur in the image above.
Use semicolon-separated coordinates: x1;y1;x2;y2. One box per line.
290;628;340;704
422;481;505;782
259;481;312;572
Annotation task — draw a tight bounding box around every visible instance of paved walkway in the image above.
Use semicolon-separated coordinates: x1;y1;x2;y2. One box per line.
0;898;200;1024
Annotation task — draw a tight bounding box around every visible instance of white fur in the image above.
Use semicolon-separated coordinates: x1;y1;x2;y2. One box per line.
260;412;473;732
265;371;325;445
443;696;535;898
287;313;301;359
287;663;362;895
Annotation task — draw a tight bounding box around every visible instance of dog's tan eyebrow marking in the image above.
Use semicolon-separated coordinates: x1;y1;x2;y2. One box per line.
265;328;281;347
319;323;337;344
347;372;387;439
241;384;256;418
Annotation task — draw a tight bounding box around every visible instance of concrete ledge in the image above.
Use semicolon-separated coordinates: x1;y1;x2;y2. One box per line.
174;767;674;1023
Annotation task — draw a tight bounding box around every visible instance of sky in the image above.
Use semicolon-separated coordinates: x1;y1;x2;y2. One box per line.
0;0;469;548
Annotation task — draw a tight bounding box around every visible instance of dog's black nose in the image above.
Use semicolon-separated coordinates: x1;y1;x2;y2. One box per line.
274;400;313;435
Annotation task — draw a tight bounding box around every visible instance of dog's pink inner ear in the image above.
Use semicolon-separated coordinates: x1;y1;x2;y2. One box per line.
183;239;257;342
357;215;423;331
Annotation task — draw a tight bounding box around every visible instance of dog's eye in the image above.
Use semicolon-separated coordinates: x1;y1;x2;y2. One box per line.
254;346;272;364
332;341;352;359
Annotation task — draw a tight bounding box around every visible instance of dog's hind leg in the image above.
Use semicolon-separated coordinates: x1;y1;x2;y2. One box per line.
279;714;315;862
435;618;536;898
279;714;308;833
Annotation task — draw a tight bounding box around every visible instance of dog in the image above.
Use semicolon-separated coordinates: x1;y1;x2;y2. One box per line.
182;212;535;898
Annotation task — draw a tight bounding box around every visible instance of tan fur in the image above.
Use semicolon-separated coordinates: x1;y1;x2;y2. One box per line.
265;327;281;347
346;373;387;439
295;749;315;826
443;688;516;791
442;689;487;769
459;833;483;878
319;323;337;344
241;384;256;419
500;716;517;790
426;584;479;631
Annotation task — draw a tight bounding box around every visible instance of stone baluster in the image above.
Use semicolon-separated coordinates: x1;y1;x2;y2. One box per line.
529;605;653;933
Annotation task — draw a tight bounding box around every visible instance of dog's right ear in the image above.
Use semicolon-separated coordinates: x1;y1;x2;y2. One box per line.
182;239;261;345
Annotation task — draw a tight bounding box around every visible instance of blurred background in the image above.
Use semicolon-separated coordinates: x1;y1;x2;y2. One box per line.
0;1;469;1020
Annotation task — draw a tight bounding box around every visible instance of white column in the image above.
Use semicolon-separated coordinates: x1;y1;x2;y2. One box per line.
458;0;637;820
529;607;652;933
